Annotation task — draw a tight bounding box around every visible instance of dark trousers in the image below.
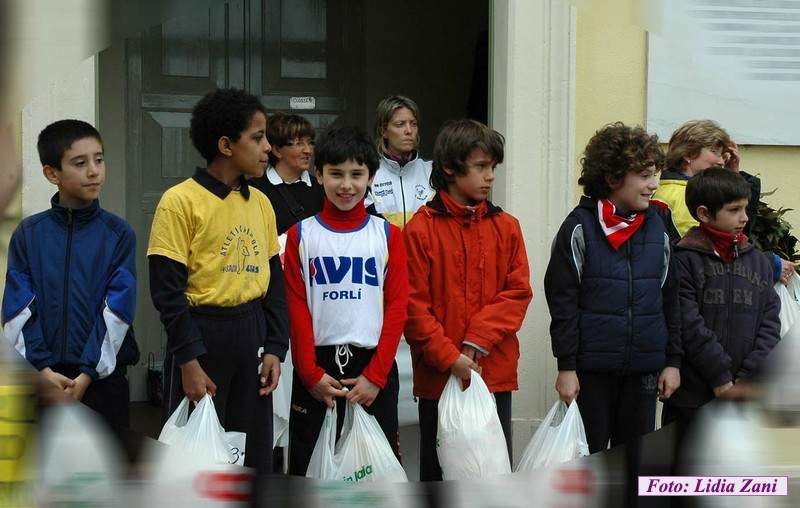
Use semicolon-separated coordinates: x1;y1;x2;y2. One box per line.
53;364;130;430
418;391;512;482
661;403;698;473
578;370;657;508
163;300;273;472
576;371;657;453
288;345;399;476
661;403;705;508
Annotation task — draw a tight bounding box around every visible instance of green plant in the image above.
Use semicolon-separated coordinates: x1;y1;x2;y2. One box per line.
750;189;799;263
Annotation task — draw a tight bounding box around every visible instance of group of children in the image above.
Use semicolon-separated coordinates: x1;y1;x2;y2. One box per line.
1;87;783;481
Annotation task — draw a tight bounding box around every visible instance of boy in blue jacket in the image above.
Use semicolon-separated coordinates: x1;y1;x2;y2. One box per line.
2;119;138;428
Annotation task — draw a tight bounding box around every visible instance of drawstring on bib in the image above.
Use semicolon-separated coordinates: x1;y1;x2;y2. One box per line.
335;344;353;375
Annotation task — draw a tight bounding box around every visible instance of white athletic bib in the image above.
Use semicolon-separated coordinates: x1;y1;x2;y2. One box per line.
296;215;390;348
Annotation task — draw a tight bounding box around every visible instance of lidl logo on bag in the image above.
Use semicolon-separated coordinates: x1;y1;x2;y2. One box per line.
342;464;374;482
308;256;379;287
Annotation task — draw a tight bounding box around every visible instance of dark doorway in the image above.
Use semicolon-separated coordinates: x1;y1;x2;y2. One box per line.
98;0;489;402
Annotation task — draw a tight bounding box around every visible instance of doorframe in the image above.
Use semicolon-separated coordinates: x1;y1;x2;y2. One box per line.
489;0;577;445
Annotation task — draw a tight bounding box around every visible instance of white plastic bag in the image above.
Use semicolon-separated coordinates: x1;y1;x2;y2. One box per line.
272;349;293;448
306;403;408;483
306;407;338;480
35;403;124;507
158;395;241;466
776;273;800;339
516;401;589;472
334;402;408;483
437;371;511;480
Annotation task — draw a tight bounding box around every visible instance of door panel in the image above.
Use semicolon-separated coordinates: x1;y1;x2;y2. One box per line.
122;0;363;400
124;1;246;400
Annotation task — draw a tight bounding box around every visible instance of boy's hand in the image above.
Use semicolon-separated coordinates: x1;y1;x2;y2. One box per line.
258;354;281;396
713;381;734;397
718;380;760;401
310;373;348;408
341;375;380;407
451;353;479;380
657;367;680;399
65;373;92;401
723;143;740;172
555;370;580;404
461;345;485;362
780;258;796;285
41;367;76;392
180;359;217;402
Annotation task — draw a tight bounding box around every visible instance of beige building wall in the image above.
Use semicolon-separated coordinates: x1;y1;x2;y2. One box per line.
574;0;800;227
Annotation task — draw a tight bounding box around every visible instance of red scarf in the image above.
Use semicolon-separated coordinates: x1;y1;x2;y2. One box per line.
597;199;645;250
699;223;746;263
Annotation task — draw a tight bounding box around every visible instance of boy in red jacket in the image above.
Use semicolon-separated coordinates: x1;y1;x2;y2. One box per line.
283;126;408;476
404;119;533;481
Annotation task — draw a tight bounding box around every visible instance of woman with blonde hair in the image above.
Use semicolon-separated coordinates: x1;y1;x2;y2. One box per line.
367;95;433;229
654;119;795;283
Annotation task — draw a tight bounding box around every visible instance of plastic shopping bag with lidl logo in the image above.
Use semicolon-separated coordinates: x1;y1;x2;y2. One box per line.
307;403;407;483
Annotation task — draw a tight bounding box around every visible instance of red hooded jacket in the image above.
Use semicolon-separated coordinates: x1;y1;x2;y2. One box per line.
403;190;533;399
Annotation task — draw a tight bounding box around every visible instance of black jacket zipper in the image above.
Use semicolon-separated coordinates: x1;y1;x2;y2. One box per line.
61;209;74;362
624;242;634;373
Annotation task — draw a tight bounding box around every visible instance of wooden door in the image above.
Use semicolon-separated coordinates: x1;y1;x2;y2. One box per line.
120;0;363;399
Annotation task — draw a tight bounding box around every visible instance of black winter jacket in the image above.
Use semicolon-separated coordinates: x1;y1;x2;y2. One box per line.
545;197;682;374
667;227;781;408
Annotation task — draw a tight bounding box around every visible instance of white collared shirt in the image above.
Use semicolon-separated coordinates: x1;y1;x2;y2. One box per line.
266;166;313;187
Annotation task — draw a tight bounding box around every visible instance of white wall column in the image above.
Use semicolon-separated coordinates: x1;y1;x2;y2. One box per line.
21;56;97;217
490;0;577;453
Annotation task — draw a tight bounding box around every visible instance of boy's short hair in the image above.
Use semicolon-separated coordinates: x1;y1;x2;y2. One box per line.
37;119;102;169
374;95;421;156
314;126;379;176
578;122;664;199
266;113;315;166
666;119;731;172
190;88;267;163
430;119;504;191
685;166;751;221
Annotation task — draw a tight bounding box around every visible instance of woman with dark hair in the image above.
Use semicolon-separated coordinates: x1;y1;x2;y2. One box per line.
250;112;324;235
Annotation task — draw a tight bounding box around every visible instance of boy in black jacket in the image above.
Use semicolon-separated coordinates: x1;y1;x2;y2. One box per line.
663;167;780;431
545;122;682;453
545;122;683;508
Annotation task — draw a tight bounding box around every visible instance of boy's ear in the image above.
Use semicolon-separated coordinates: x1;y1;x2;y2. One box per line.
442;165;455;177
42;165;60;185
605;174;622;190
696;205;712;223
315;167;324;185
367;173;376;187
217;136;233;157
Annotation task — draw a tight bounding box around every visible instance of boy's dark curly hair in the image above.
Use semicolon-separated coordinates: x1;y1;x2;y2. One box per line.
578;122;664;199
190;88;267;163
